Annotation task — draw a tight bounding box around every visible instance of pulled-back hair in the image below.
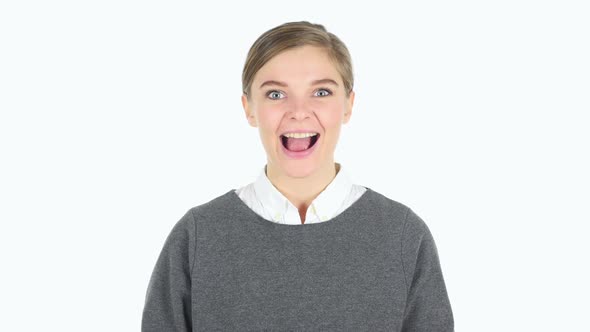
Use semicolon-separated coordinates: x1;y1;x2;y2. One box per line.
242;21;354;100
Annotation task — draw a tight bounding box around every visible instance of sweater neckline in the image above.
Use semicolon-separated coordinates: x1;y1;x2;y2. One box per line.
227;186;375;229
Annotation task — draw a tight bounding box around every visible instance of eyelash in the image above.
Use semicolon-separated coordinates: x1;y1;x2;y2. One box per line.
266;88;333;100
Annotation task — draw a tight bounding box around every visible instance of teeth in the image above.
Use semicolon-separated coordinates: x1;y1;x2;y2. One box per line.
282;132;318;138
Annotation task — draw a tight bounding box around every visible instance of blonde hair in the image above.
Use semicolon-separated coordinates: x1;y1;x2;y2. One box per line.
241;21;354;100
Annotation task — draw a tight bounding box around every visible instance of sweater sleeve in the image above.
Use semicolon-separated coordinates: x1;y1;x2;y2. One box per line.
142;209;196;332
401;208;454;332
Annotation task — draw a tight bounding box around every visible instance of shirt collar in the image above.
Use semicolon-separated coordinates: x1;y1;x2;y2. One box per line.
252;162;353;223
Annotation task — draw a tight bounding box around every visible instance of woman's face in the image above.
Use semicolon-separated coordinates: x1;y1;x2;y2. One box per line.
242;45;354;179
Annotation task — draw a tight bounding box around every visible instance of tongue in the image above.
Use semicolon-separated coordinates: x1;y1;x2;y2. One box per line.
286;137;311;152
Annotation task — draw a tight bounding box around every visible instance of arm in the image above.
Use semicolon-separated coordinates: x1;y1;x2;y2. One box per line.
142;209;196;332
401;208;454;332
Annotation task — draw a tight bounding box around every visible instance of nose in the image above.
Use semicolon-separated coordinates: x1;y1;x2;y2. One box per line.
286;98;312;120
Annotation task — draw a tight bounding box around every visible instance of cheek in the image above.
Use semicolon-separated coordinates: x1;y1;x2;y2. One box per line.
319;105;346;127
257;107;280;124
256;107;283;137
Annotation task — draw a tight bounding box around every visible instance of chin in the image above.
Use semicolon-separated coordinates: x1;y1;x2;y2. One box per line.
270;154;321;178
281;164;318;179
266;140;331;178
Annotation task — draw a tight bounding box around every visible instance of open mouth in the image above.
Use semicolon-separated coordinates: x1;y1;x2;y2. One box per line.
280;133;320;152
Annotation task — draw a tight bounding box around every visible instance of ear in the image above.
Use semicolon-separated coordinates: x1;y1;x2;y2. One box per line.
242;94;258;128
342;90;355;124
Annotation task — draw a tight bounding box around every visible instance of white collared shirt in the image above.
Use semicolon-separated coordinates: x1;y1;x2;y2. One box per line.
235;163;367;225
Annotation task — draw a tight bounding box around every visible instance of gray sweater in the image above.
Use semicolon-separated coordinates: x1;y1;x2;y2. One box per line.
142;187;454;331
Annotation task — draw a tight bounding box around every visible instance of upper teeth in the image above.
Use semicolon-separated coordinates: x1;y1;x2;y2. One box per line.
283;132;318;138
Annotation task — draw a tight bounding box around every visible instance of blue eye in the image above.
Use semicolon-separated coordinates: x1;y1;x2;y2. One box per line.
266;88;332;99
315;88;332;97
267;90;285;100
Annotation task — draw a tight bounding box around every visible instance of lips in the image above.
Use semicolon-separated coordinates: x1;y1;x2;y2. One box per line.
280;133;320;151
279;129;320;136
279;133;320;158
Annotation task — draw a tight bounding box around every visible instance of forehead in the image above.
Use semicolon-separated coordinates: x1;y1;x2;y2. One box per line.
253;46;341;87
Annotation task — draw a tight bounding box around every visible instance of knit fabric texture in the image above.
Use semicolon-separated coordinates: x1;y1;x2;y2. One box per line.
142;187;454;331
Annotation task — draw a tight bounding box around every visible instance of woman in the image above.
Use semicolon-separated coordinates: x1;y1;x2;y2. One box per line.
142;21;454;331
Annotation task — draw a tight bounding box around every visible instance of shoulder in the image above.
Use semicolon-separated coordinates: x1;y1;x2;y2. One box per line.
163;189;237;245
174;189;241;232
364;187;409;212
363;187;429;235
363;187;413;222
185;189;236;217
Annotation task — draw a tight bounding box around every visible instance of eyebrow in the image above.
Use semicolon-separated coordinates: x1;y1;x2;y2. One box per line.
258;78;339;89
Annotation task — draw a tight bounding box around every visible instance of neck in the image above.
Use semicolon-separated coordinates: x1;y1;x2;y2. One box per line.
266;162;339;211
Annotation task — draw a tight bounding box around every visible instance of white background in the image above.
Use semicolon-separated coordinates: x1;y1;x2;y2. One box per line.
1;0;588;331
